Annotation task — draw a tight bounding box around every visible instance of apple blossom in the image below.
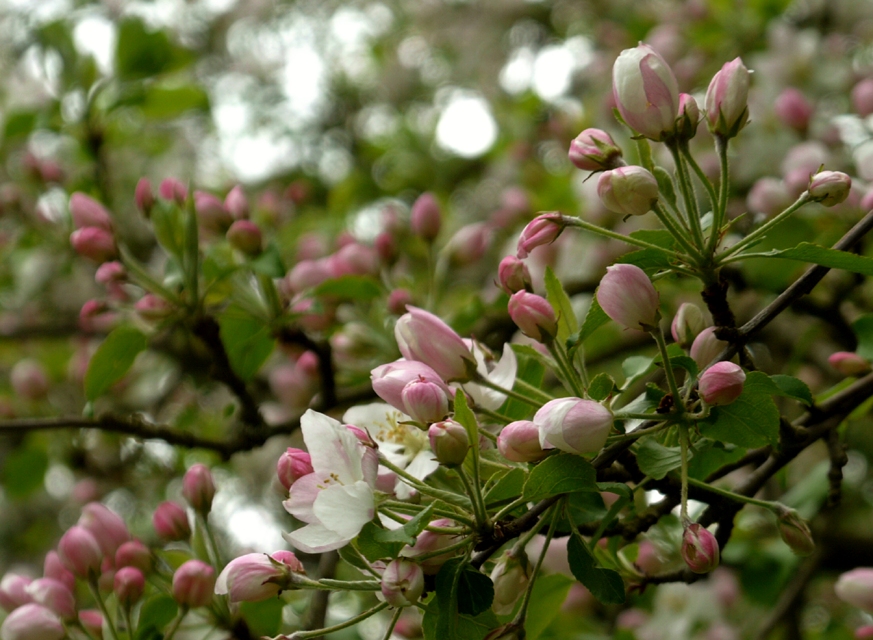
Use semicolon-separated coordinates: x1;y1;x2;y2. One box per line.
172;560;215;608
596;264;660;330
612;44;679;141
681;523;720;574
394;306;476;382
215;551;305;602
535;398;613;455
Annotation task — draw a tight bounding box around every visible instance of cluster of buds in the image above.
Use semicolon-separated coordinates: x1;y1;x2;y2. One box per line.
68;192;117;263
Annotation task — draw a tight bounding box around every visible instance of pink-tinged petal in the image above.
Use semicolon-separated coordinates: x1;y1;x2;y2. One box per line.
405;450;439;483
282;473;321;524
284;524;350;554
300;409;363;485
312;482;374;539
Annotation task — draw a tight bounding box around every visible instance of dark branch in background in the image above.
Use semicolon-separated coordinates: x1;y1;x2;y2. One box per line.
825;428;848;508
304;551;339;640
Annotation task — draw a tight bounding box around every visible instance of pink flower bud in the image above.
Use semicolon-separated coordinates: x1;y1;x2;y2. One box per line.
57;525;103;578
747;178;791;217
115;540;152;574
135;178;154;216
836;568;873;612
79;503;130;556
387;289;413;316
410;192;441;241
775;506;815;556
400;519;460;574
829;352;871;376
182;464;216;514
852;78;873;117
516;212;564;259
95;261;125;285
774;87;813;132
43;552;75;593
675;93;701;140
507;291;557;342
856;625;873;639
226;220;262;255
497;256;531;295
690;327;728;369
328;243;380;277
568;128;623;172
704;58;750;138
681;523;720;573
152;501;190;541
69;193;113;231
25;579;75;620
671;303;706;347
277;448;314;491
224;185;249;219
375;231;398;264
808;171;852;207
70;227;117;263
597;166;659;217
0;603;65;640
159;177;187;204
381;559;425;608
490;549;529;615
402;379;450;424
371;360;452;412
0;574;33;612
172;560;215;608
10;359;49;401
612;44;679;141
448;223;492;266
285;259;333;294
534;398;613;455
114;567;145;605
394;307;475;382
79;609;103;636
428;420;470;466
596;264;660;330
215;552;305;603
134;294;173;321
195;191;232;232
698;362;746;406
497;421;547;463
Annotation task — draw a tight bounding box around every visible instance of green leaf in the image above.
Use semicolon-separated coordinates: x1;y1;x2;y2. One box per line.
250;243;287;278
115;18;192;80
746;242;873;277
544;267;578;344
523;453;597;502
769;374;813;406
587;373;616;402
453;391;479;468
688;440;746;480
373;503;435;547
484;468;526;506
617;248;676;272
150;200;187;261
142;85;209;119
3;111;37;139
567;534;626;604
84;326;148;400
574;296;609;344
457;566;494;616
701;371;780;448
239;598;284;636
564;491;607;526
135;594;177;639
2;446;48;499
311;275;382;300
422;597;498;640
853;315;873;361
524;573;575;640
622;355;654;386
503;348;545;420
217;306;276;381
652;167;678;210
635;438;682;480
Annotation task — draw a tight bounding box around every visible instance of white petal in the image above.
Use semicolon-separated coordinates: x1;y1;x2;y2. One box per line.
313;481;375;539
301;409;363;485
405;450;439;482
282;473;321;524
284;525;351;554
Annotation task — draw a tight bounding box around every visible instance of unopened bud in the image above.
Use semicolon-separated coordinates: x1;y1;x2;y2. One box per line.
498;420;547;463
57;525;103;578
497;256;531;295
774;88;813;132
448;223;491;266
69;193;113;231
10;359;49;401
410;192;441;242
681;523;720;574
828;352;871;376
135;178;154;216
698;362;746;406
172;560;215;608
25;578;75;620
79;502;130;556
0;574;33;612
612;44;679;141
775;506;815;556
0;603;65;640
508;291;557;342
675;93;701;140
704;58;751;138
597;166;659;217
152;501;190;541
596;264;660;330
381;560;425;607
224;185;249;220
195;191;232;232
490;549;529;615
671;303;706;347
135;293;174;322
402;379;450;424
277;448;314;491
387;289;413;316
690;327;728;369
159;178;188;204
428;420;470;466
394;306;475;382
568;128;623;171
227;220;262;255
808;171;851;207
182;464;215;514
115;540;152;574
852;78;873;118
215;551;304;603
516;212;564;259
535;398;613;455
70;227;116;263
835;568;873;613
114;567;145;606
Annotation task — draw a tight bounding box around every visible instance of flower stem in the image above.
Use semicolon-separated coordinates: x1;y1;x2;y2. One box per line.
382;607;404;640
546;341;585;398
163;607;188;640
457;466;489;529
258;273;284;319
472;373;544;408
718;193;811;260
513;378;556;403
685;476;780;511
287;601;391;639
651;202;705;263
680;141;719;219
667;143;706;250
680;425;690;522
561;216;691;262
651;326;682;409
514;502;561;625
378;455;473;511
87;576;120;640
707;136;730;254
